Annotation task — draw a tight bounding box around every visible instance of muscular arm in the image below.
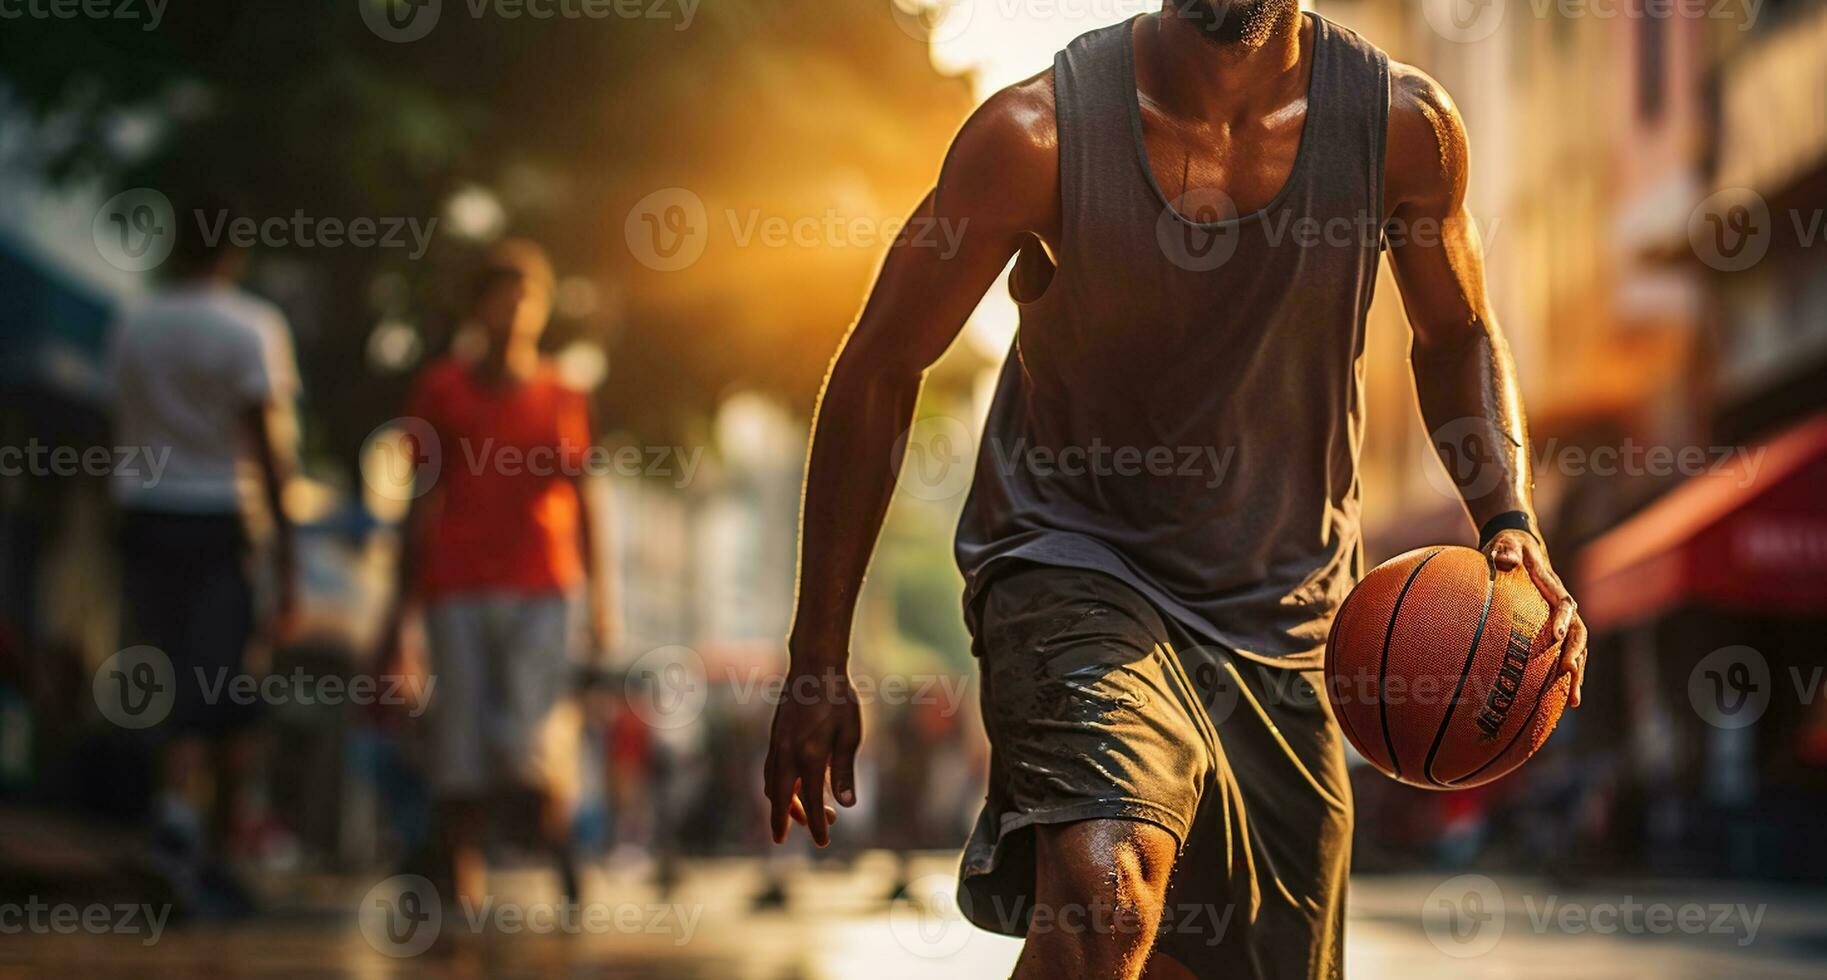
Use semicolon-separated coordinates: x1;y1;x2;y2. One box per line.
768;73;1061;846
1383;63;1589;704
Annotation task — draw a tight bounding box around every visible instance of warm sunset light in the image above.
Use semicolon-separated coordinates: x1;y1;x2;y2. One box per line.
4;1;1824;976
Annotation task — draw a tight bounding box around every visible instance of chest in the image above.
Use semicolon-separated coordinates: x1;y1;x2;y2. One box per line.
1135;94;1308;218
436;382;568;452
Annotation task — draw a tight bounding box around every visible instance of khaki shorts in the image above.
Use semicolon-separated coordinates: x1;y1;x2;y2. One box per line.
959;564;1353;980
423;592;576;797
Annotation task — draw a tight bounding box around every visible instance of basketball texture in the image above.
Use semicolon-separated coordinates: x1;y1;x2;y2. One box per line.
1324;545;1571;789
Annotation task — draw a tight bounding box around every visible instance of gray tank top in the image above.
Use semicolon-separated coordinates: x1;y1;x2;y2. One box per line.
955;12;1390;668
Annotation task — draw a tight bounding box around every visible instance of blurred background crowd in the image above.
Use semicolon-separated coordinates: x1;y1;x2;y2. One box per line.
1;0;1825;974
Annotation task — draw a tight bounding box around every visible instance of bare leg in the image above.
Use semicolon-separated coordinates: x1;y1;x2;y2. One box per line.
437;797;487;909
537;786;580;904
163;736;207;809
209;733;262;859
1012;820;1177;980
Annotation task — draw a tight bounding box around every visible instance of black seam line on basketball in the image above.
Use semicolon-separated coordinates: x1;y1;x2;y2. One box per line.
1377;547;1445;781
1324;597;1369;758
1326;636;1370;769
1448;644;1568;787
1422;557;1497;787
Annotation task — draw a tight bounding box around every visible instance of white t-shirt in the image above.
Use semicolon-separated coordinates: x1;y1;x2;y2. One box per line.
109;283;299;513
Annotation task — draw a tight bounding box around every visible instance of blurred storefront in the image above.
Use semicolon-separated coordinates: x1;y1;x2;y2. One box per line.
0;233;119;730
1571;0;1827;878
1332;0;1827;876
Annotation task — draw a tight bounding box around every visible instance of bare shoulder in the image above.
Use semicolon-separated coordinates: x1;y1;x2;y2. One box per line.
934;68;1059;241
1385;60;1469;214
956;67;1057;166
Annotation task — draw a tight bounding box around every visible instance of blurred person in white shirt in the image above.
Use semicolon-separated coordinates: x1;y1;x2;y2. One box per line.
108;193;300;910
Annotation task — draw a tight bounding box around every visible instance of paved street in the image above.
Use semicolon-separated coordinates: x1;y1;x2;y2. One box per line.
2;855;1823;978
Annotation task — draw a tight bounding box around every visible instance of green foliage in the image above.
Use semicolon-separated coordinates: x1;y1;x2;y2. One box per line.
1;0;971;458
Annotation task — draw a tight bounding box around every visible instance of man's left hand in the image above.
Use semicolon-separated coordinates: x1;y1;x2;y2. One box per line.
1484;529;1590;707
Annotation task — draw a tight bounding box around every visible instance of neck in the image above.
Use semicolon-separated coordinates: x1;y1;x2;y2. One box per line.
1146;4;1307;122
480;337;539;382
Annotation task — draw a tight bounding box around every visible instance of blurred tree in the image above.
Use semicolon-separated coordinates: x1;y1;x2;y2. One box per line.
0;0;972;462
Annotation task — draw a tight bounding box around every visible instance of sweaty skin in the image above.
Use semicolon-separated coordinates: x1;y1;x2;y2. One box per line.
768;3;1589;976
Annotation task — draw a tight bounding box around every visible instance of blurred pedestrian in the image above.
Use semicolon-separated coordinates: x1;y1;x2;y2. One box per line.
109;193;301;912
379;240;614;910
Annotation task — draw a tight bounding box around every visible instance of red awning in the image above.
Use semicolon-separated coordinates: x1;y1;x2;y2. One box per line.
1575;414;1827;630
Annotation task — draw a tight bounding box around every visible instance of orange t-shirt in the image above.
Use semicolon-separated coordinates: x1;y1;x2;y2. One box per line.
408;358;591;597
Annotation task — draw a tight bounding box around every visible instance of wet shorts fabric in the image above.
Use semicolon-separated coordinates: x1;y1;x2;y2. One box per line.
958;563;1353;980
423;591;576;797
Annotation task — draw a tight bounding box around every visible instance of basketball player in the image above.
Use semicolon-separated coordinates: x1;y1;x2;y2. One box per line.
766;2;1590;977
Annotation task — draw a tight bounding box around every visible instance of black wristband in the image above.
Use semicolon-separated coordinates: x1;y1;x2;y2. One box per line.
1478;510;1537;548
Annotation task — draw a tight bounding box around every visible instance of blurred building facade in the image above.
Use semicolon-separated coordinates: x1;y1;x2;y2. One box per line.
1324;0;1827;877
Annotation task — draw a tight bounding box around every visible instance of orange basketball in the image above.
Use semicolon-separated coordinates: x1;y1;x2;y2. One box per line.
1324;545;1571;790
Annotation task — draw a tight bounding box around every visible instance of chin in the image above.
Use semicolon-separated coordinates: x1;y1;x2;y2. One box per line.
1180;0;1297;46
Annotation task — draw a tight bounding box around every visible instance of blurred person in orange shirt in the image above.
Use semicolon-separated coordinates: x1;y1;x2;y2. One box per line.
379;240;615;910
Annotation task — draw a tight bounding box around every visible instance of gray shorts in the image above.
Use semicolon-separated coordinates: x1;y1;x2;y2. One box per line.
423;592;576;797
959;564;1352;980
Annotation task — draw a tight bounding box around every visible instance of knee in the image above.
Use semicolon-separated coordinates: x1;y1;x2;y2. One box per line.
1094;834;1168;938
1027;821;1176;974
